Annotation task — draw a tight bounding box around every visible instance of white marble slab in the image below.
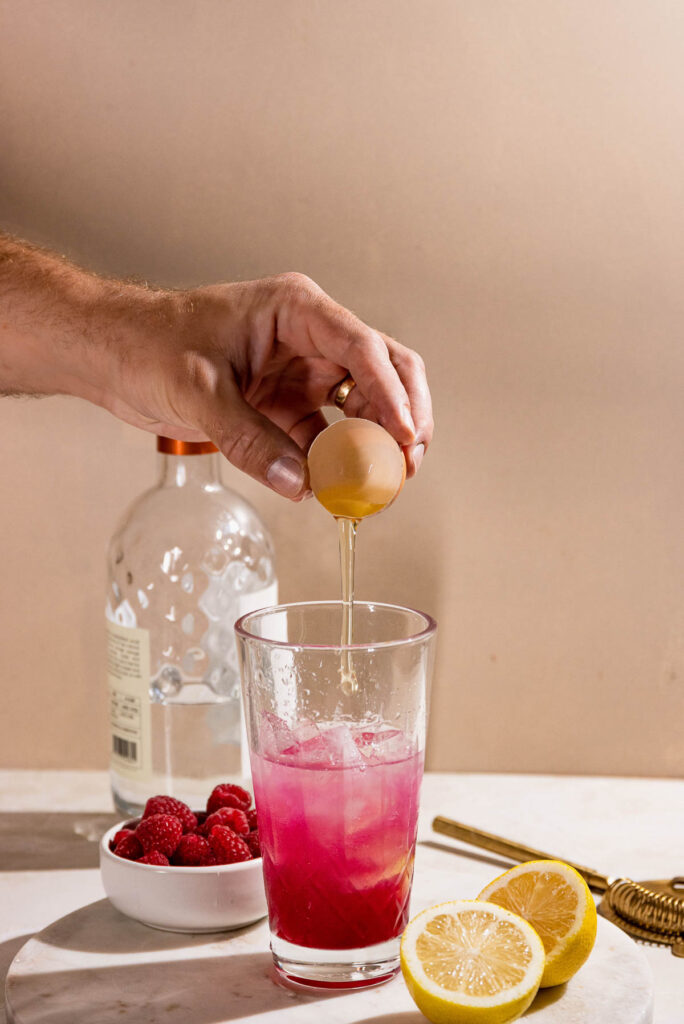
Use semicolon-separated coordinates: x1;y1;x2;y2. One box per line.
5;848;653;1024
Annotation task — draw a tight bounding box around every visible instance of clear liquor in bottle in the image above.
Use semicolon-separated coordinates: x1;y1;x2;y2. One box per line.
106;437;277;816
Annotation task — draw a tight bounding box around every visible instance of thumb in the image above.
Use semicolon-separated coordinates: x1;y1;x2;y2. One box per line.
199;386;309;499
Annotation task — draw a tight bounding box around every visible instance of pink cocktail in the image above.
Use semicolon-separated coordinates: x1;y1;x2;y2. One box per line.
235;601;436;988
252;723;422;951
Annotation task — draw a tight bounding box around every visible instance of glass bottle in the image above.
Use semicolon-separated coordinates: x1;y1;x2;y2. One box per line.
106;436;277;816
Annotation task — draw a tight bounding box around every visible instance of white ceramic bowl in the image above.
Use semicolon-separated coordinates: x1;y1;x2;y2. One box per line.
100;822;268;933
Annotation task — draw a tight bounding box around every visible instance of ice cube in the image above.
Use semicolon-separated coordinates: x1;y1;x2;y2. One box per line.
297;724;364;768
292;719;320;744
354;728;412;764
260;712;296;758
294;735;333;766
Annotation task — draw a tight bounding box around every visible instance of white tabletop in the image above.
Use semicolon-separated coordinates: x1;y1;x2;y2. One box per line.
0;770;681;1023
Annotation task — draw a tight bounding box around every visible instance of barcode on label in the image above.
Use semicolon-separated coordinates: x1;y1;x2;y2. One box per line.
112;735;138;762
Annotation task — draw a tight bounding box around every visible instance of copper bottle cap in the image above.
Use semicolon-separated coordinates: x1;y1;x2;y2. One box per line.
156;436;219;455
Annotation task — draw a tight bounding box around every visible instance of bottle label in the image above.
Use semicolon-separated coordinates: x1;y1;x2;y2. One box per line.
237;580;278;618
236;580;278;778
106;620;153;781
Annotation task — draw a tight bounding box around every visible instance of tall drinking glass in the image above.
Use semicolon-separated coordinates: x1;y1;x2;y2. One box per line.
235;600;436;989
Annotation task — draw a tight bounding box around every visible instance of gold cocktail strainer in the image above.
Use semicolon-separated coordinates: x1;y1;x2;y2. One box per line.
433;816;684;957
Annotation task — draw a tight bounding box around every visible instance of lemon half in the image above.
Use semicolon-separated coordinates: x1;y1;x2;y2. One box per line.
400;899;545;1024
477;860;597;987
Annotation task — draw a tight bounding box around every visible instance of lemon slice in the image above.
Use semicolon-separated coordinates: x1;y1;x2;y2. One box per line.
400;900;544;1024
478;860;597;988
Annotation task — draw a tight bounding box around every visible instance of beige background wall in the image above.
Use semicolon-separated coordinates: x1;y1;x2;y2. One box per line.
1;1;683;776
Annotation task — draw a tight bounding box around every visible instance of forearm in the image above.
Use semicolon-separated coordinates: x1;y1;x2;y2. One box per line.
0;233;165;402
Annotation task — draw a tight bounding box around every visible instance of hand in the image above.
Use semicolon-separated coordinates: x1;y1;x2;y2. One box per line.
100;273;433;499
0;235;433;500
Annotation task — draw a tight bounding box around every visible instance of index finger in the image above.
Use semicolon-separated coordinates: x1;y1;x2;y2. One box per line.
286;284;418;446
384;334;434;476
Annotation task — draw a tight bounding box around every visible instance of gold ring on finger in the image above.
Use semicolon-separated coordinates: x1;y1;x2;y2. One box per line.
334;375;356;409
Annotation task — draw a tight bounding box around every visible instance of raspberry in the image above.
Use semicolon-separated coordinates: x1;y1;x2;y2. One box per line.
244;831;261;858
142;795;197;834
113;833;143;860
135;813;183;857
208;825;252;864
200;807;250;837
246;808;258;831
206;783;251;815
172;833;216;866
139;851;169;866
111;828;135;851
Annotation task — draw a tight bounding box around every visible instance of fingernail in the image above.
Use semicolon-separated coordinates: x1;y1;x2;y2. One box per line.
401;405;416;438
412;443;425;473
267;457;306;498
